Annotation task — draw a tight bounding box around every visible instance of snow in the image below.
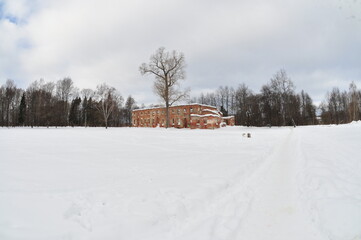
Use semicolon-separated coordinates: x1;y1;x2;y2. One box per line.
0;124;360;240
222;116;234;119
190;113;220;118
201;109;221;116
132;103;218;112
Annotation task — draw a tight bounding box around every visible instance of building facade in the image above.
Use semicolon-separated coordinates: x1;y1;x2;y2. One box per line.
132;104;235;129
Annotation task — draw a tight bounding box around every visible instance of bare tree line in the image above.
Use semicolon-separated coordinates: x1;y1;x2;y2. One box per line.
1;70;360;128
191;69;361;126
320;81;361;125
0;78;137;128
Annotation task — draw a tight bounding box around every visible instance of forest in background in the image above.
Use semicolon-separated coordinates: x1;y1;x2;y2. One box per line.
1;69;360;127
191;70;361;126
0;78;137;128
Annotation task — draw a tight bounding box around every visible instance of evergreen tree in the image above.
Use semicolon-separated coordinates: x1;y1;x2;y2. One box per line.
18;92;26;126
125;95;136;126
86;97;100;126
82;96;88;127
220;105;228;117
68;97;81;126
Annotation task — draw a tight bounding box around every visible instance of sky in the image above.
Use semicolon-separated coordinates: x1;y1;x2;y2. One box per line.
0;0;360;106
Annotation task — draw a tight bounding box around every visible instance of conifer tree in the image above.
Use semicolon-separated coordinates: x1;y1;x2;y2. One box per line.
125;95;136;126
18;92;26;126
69;97;81;126
82;96;88;127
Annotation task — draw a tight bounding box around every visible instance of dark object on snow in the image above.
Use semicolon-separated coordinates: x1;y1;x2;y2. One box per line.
291;118;296;128
242;133;251;138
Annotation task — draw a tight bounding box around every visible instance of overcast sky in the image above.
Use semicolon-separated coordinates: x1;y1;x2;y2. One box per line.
0;0;360;105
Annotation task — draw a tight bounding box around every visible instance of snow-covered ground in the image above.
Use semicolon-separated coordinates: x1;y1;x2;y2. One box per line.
0;124;360;240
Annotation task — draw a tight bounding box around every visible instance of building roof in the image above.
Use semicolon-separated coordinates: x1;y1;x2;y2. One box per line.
190;114;220;118
222;116;235;119
202;109;222;116
132;103;218;112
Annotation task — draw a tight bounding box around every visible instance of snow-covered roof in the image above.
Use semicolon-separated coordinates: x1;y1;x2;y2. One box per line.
133;103;218;112
222;116;235;119
202;109;221;116
190;114;220;118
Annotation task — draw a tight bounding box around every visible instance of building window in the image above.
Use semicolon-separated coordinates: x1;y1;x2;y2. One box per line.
177;109;180;114
190;108;193;113
184;108;186;113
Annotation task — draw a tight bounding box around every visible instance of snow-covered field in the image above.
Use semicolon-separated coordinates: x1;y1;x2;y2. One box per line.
0;124;360;240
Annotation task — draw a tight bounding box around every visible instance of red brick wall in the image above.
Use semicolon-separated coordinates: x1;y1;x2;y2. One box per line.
132;104;222;129
222;116;235;126
189;115;222;129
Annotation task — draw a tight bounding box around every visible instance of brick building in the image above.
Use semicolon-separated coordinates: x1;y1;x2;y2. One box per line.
132;104;235;129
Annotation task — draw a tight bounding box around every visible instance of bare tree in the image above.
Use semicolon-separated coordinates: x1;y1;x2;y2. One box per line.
56;78;74;103
81;89;95;99
94;83;118;129
300;90;317;125
139;47;189;128
229;87;236;115
216;86;232;113
4;80;17;126
56;78;74;126
216;86;227;110
269;69;295;126
349;82;359;121
327;87;344;124
235;83;253;126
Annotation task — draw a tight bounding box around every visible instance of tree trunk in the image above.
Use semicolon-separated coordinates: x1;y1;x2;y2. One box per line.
84;113;87;127
165;83;170;128
166;102;169;128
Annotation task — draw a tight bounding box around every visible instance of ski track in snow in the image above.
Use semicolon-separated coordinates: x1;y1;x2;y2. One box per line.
234;129;327;240
298;125;361;240
0;125;360;240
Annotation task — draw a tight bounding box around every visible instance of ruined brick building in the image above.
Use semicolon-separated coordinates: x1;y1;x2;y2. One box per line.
132;104;235;129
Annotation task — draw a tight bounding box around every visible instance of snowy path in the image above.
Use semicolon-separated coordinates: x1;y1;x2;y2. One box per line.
236;129;326;240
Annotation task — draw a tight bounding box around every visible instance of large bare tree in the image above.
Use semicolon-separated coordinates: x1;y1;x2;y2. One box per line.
56;78;74;125
269;69;295;126
139;47;188;128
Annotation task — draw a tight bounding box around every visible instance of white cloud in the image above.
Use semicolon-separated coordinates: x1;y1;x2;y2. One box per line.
0;0;360;105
